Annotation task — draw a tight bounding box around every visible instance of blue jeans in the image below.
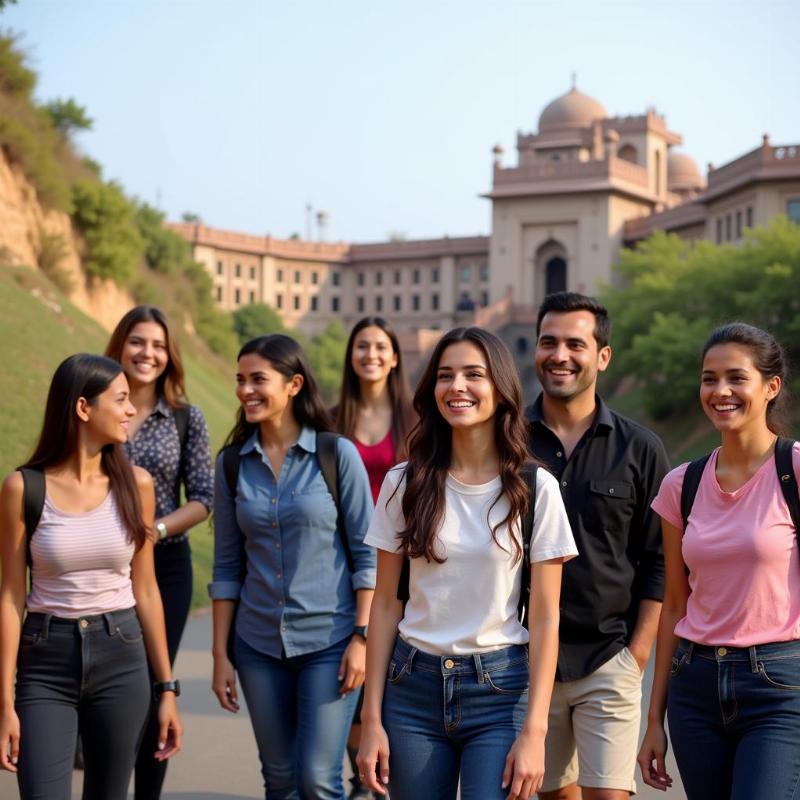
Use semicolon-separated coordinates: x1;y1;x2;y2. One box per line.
234;633;359;800
667;638;800;800
15;608;151;800
382;636;529;800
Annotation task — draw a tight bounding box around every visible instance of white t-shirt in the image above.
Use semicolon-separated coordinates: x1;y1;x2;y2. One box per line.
365;464;578;655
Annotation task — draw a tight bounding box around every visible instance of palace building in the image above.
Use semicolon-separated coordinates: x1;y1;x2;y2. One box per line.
172;84;800;382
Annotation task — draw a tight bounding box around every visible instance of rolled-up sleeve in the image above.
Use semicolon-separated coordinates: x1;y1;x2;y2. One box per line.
335;437;376;592
208;449;245;600
182;405;214;512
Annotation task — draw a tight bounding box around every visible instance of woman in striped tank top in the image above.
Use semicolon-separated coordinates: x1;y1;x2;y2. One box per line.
0;354;182;799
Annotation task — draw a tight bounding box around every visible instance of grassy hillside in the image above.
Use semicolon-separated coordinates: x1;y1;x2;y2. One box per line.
0;266;238;608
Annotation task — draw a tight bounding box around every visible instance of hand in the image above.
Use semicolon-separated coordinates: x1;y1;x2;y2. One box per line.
338;637;366;694
212;653;240;712
628;644;650;674
356;720;390;796
637;722;673;791
154;693;183;761
502;728;545;799
0;707;20;772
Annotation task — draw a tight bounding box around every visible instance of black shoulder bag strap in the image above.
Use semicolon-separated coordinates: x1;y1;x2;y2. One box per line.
19;467;45;566
518;463;539;627
775;437;800;538
680;453;713;533
316;431;354;573
173;405;190;450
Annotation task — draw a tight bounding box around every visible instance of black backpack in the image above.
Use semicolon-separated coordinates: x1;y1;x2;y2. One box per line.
18;405;192;562
395;463;539;627
680;437;800;537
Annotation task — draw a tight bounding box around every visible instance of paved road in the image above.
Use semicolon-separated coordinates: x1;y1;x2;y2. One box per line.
0;613;685;798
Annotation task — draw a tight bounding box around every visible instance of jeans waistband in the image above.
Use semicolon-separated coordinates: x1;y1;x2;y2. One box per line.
679;637;800;667
393;636;528;677
24;607;138;638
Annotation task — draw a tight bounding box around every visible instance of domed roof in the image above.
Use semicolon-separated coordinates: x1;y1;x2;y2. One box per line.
667;151;704;191
538;87;607;134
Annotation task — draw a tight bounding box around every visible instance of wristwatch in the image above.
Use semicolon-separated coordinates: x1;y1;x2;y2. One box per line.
156;522;168;540
353;625;368;641
154;679;181;698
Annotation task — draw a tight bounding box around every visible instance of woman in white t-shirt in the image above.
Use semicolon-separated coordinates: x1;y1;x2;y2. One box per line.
357;327;577;800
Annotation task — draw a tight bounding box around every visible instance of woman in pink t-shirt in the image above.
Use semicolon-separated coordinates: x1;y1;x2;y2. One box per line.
336;316;415;798
638;323;800;799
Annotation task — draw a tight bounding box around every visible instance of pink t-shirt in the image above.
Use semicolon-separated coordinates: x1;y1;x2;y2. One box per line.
651;443;800;646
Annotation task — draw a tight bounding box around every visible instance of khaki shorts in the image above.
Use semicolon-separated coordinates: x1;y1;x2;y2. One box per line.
541;647;643;793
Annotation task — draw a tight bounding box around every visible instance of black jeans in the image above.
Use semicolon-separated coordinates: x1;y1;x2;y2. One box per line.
16;607;150;800
134;537;193;800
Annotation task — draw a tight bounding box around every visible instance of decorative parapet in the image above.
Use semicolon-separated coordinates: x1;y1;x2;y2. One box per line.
348;235;489;261
623;201;706;242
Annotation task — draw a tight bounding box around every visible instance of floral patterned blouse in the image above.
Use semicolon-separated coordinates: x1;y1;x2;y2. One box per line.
124;397;214;545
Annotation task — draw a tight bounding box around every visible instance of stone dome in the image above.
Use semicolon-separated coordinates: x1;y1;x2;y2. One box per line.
667;151;704;192
538;87;607;134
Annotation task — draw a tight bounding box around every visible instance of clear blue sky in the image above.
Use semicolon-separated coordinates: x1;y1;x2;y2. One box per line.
6;0;799;243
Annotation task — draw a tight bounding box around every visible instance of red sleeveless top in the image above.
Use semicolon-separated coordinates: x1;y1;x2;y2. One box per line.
354;429;396;503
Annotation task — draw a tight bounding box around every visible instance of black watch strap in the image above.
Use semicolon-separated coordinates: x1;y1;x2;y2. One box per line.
353;625;368;641
154;679;181;698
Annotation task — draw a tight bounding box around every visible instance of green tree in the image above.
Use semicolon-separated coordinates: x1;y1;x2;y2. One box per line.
44;98;93;136
135;203;191;274
232;303;286;344
306;321;348;403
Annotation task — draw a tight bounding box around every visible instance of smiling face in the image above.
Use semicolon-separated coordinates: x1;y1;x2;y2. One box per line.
700;343;781;434
351;325;398;385
120;321;169;389
79;371;136;445
235;352;302;427
535;310;611;402
434;340;499;430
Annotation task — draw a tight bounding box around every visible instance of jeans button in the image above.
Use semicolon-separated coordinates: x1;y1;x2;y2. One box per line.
79;619;89;630
718;647;728;656
444;658;455;669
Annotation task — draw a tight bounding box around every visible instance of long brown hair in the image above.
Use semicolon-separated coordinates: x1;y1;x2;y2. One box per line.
397;327;534;564
20;354;150;549
105;305;188;408
222;334;334;449
336;316;415;459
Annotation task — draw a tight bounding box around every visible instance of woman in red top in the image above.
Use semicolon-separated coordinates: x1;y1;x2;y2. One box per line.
337;316;415;798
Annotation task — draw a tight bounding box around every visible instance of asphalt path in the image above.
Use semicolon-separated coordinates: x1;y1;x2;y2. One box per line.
0;612;685;799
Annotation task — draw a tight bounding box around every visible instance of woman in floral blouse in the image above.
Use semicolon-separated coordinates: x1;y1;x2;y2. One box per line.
105;305;213;800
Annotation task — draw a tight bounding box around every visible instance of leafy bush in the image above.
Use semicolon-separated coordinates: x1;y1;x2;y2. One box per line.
232;303;287;344
307;321;348;403
37;229;74;293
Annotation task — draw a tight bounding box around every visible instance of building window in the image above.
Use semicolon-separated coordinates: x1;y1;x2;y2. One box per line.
394;270;401;285
250;266;256;280
249;290;255;303
332;272;341;287
310;296;318;311
545;257;567;296
294;271;301;285
393;296;401;312
431;293;439;311
412;269;420;284
311;271;318;285
746;206;754;228
481;290;489;307
376;296;383;312
431;268;439;284
277;269;284;283
357;296;365;312
216;287;222;301
517;337;528;354
291;295;298;310
276;295;283;309
461;266;471;282
357;272;365;287
725;214;732;241
235;263;241;278
216;261;223;275
412;294;420;311
479;264;489;282
234;288;241;304
787;199;800;223
332;297;340;312
735;210;743;239
375;271;383;286
716;219;723;244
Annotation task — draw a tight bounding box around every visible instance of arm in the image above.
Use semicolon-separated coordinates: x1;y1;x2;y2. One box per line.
208;451;245;713
637;519;689;791
628;598;662;672
130;468;182;761
0;473;26;772
502;558;563;800
357;549;404;796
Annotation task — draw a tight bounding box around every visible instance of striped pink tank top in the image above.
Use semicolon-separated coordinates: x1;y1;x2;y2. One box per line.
27;492;136;617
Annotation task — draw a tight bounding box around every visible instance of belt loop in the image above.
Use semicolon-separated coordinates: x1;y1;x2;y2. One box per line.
685;642;695;664
473;653;485;683
41;614;51;641
103;612;115;635
749;646;759;673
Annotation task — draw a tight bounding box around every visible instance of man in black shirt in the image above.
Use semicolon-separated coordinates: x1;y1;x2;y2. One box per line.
529;292;669;800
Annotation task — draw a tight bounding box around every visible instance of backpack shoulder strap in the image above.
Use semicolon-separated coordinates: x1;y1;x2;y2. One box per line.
316;431;354;573
173;405;190;451
518;463;539;626
19;467;45;565
775;437;800;535
680;453;712;532
221;445;241;498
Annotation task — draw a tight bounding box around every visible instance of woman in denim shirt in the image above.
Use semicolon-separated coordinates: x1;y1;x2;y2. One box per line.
210;334;376;800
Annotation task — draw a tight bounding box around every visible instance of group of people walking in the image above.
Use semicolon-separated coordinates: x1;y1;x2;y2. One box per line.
0;290;798;800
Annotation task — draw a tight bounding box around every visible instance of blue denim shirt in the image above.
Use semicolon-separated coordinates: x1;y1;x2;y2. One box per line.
209;426;376;658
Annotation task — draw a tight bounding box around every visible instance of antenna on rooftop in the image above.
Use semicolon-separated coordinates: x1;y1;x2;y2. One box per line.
316;210;328;242
305;202;313;241
571;71;577;90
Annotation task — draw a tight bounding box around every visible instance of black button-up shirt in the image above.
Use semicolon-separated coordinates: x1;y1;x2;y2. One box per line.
527;395;670;681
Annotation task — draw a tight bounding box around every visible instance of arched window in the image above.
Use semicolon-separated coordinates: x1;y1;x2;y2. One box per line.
545;257;567;295
618;144;638;164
